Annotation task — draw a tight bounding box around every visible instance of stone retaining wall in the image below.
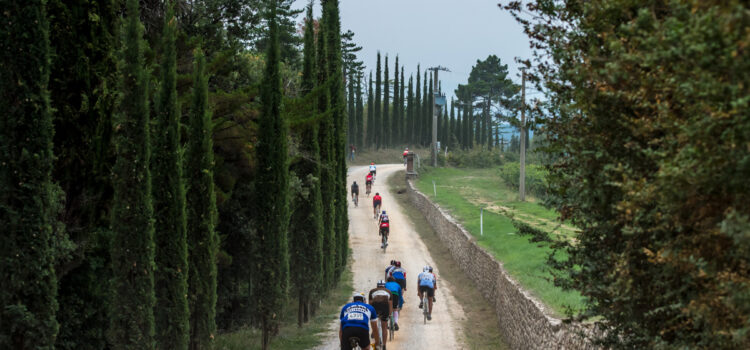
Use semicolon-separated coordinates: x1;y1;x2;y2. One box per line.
406;178;597;349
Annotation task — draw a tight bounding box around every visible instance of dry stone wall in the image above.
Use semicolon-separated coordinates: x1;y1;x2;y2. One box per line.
406;178;598;349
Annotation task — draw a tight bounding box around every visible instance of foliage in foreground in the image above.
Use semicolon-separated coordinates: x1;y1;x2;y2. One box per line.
504;1;750;348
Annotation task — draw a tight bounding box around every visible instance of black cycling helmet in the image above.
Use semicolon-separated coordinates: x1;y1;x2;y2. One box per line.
375;192;379;196
429;266;433;273
390;260;396;265
353;181;357;184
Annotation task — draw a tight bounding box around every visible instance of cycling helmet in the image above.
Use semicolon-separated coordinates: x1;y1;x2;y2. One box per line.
395;261;401;267
428;266;433;273
371;162;374;165
375;192;379;196
353;181;357;184
382;210;386;214
390;260;396;265
353;291;365;301
377;280;386;287
423;265;430;272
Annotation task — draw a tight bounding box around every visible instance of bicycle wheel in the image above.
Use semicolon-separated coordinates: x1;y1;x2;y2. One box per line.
423;295;429;324
389;314;394;340
382;234;387;253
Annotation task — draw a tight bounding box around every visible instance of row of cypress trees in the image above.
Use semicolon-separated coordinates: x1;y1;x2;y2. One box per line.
1;1;218;349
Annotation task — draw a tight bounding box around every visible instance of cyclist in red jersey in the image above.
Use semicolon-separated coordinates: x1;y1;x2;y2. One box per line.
372;193;382;219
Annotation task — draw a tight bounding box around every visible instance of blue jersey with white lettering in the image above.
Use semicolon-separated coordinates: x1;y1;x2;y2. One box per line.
340;301;377;330
418;271;436;288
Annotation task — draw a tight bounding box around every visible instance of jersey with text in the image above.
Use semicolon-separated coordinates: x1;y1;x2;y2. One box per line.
340;301;377;330
418;271;436;288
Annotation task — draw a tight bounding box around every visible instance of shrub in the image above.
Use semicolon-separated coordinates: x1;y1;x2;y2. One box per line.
499;162;548;199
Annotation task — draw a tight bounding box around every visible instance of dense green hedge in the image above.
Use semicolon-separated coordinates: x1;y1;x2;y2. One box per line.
498;162;547;199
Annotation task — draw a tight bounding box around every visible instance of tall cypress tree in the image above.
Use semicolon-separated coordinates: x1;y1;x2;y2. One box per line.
374;52;382;149
400;66;405;145
322;0;348;277
185;48;218;350
256;2;289;348
456;102;463;148
383;55;390;147
109;0;156;347
347;69;356;148
152;5;189;349
365;71;374;148
0;1;59;348
289;1;324;327
356;73;364;149
415;65;421;145
450;99;456;148
407;75;414;145
316;6;336;289
393;56;399;145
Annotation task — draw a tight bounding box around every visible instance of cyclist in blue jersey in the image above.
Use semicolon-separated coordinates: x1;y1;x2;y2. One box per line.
339;292;379;350
385;277;404;331
417;266;438;320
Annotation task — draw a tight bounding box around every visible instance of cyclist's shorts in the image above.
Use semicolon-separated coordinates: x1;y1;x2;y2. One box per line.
352;189;359;195
419;285;435;297
341;326;370;350
379;226;389;235
373;200;381;208
390;293;400;309
395;278;406;292
365;180;372;185
370;301;390;321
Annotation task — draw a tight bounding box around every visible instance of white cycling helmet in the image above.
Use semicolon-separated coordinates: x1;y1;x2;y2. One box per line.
353;291;365;301
423;265;430;272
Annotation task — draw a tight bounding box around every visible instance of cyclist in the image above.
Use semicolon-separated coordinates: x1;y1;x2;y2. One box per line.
389;261;407;292
340;292;378;350
402;148;409;165
369;162;377;178
365;172;373;196
385;277;404;331
417;266;438;320
351;181;359;206
378;210;390;248
372;192;382;219
368;280;393;349
384;260;397;281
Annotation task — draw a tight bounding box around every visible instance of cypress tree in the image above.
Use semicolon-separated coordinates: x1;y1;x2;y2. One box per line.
322;0;348;277
415;65;421;145
400;67;405;145
289;1;324;327
393;56;399;145
256;2;289;348
366;71;374;148
407;75;414;145
356;73;364;149
450;99;456;148
186;48;218;350
383;55;390;147
347;69;356;147
316;7;336;289
109;0;156;347
374;52;382;149
456;102;463;148
0;1;59;348
152;5;189;349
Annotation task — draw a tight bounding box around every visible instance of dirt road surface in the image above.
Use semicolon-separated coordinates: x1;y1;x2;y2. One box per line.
314;164;466;349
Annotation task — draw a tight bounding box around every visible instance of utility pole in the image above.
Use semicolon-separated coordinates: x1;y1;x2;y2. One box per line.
519;69;526;201
429;66;449;167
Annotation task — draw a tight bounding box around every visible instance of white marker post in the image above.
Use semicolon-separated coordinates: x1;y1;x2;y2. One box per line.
480;208;484;236
432;180;437;197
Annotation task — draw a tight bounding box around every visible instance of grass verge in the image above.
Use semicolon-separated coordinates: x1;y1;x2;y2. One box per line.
216;263;353;350
414;167;584;317
388;170;510;350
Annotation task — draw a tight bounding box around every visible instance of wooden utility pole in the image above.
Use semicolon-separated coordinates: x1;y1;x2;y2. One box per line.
519;69;526;201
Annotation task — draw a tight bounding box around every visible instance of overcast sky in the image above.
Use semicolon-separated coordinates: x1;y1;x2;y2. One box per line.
292;0;533;107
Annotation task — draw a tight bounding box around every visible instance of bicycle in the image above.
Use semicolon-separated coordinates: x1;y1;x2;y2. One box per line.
374;204;380;219
380;228;388;253
366;183;371;197
375;319;385;350
352;194;358;207
423;293;430;324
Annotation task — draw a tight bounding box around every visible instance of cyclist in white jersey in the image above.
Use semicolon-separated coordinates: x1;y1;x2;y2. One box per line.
417;266;437;320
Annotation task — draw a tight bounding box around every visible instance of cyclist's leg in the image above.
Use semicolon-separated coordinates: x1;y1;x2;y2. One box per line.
428;287;435;315
418;287;424;308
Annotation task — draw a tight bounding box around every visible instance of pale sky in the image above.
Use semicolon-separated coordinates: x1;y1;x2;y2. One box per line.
292;0;534;108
